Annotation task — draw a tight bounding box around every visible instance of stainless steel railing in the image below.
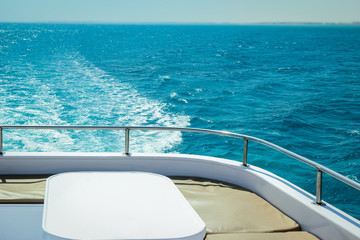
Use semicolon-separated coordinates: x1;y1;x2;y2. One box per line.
0;125;359;205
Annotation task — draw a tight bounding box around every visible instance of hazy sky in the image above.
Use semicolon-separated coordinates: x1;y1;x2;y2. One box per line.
0;0;359;24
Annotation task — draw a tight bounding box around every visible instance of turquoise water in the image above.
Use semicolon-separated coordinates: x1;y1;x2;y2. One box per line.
0;24;359;219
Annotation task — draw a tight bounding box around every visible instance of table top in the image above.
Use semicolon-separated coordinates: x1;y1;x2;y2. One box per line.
42;172;206;240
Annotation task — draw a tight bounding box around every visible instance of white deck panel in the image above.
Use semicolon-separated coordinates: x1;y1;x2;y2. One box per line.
42;171;206;240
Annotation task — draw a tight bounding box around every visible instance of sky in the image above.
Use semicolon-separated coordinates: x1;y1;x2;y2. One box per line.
0;0;359;24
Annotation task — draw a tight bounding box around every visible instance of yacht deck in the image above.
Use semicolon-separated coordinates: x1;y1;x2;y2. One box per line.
0;174;319;240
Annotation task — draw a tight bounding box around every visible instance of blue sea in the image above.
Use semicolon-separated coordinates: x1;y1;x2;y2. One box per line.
0;24;359;219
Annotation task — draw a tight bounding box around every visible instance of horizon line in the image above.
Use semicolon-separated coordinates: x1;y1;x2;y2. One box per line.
1;21;360;26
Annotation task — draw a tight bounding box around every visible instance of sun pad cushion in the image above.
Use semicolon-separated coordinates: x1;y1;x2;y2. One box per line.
205;232;319;240
0;178;46;203
172;177;300;233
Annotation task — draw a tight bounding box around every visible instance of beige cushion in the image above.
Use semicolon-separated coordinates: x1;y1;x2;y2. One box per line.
0;178;46;203
205;232;319;240
173;177;300;234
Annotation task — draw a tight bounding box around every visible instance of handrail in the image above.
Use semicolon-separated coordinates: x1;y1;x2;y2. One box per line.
0;125;359;205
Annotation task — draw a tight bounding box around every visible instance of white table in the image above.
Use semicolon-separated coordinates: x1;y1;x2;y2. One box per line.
42;172;205;240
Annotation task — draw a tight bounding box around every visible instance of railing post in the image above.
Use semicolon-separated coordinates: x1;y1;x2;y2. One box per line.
0;127;3;155
316;169;323;205
243;139;248;166
124;128;130;155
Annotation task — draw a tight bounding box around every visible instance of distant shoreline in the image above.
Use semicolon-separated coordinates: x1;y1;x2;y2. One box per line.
0;21;360;26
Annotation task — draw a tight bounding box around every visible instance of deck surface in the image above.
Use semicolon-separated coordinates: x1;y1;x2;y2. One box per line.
0;175;319;240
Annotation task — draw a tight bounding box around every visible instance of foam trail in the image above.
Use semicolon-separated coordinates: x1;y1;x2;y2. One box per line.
0;47;74;151
1;51;190;152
